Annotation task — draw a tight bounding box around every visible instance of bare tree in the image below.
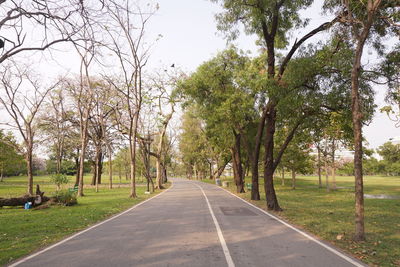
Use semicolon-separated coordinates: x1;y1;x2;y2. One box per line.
39;88;70;174
0;0;84;63
88;80;116;192
102;0;157;198
0;63;55;194
146;69;181;189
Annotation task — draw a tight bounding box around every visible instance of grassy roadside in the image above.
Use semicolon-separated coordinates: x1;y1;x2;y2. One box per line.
202;175;400;267
0;175;168;266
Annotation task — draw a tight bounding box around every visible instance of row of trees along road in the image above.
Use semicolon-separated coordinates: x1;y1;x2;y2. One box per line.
0;1;179;199
178;0;399;241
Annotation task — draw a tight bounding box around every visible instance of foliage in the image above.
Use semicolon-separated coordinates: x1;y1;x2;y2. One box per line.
50;174;70;190
52;189;77;206
0;130;26;177
212;0;313;46
377;142;400;163
46;159;85;176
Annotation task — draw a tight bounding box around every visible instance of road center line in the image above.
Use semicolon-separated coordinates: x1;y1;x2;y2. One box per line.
194;183;235;267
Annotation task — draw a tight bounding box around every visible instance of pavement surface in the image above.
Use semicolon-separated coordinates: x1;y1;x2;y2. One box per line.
10;178;366;267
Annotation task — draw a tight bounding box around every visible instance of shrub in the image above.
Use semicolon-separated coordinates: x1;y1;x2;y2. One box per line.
52;190;77;206
50;174;69;190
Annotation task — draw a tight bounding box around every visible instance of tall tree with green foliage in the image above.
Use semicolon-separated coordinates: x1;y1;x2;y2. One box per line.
211;0;345;209
179;48;256;193
325;0;400;240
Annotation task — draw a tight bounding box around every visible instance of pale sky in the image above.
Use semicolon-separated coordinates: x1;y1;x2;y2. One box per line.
144;0;399;150
2;0;399;150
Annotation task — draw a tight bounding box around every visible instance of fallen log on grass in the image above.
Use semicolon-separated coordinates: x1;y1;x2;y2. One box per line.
0;185;50;208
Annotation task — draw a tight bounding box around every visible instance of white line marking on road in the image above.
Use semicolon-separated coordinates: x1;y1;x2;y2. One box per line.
213;184;365;267
194;183;235;267
8;184;174;267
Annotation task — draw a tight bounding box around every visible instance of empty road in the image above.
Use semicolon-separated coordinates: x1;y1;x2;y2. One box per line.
10;178;365;267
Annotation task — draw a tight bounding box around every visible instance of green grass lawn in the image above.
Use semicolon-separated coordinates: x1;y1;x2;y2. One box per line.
0;174;166;266
203;175;400;267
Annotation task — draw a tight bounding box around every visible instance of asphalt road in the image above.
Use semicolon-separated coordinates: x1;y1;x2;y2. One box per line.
10;178;366;267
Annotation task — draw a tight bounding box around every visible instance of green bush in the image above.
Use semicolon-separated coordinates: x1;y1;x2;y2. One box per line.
50;174;69;190
52;190;77;206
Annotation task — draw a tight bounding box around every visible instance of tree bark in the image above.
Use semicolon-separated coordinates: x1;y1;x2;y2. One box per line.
129;114;138;198
74;151;80;186
251;108;267;200
26;141;34;195
95;151;100;193
348;0;381;242
232;131;245;193
0;185;48;207
263;104;282;211
352;33;368;242
108;145;113;189
77;113;90;197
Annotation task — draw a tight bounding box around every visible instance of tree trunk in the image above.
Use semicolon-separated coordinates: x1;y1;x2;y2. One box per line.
352;34;368;242
291;168;296;190
162;164;168;183
0;185;48;207
77;120;89;197
0;166;3;182
317;145;322;188
98;151;103;184
209;161;213;180
325;155;330;192
56;154;62;174
155;157;164;188
263;104;282;211
331;142;336;190
95;154;100;193
74;152;80;186
232;132;245;193
281;168;285;186
129;138;137;198
91;163;96;186
213;159;229;180
108;146;113;189
251;108;267;200
26;143;34;195
193;164;197;180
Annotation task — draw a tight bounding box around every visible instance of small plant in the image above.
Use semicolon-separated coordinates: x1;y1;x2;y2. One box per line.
52;190;77;206
50;174;69;191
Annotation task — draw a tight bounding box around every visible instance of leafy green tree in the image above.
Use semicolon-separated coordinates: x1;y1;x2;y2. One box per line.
179;107;210;179
276;129;314;190
210;0;351;210
377;142;400;163
179;47;256;193
0;130;25;180
325;0;400;241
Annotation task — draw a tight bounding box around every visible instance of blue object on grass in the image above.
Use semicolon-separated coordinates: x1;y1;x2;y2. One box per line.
24;202;32;209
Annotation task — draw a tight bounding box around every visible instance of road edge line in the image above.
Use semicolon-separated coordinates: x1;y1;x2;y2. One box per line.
8;183;174;267
194;183;235;267
213;184;365;267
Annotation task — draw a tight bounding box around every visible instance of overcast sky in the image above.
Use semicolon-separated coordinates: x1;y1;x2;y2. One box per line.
3;0;399;150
